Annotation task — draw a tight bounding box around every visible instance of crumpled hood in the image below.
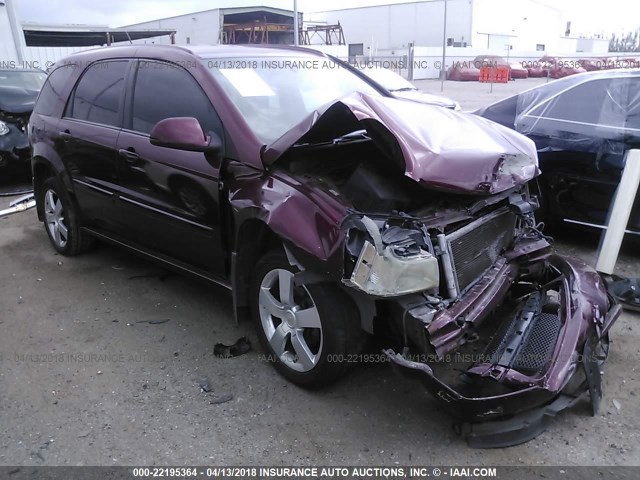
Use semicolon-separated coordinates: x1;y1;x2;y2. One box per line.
263;92;539;194
0;86;38;114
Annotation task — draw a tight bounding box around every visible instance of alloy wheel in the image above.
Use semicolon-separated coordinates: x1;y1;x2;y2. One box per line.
258;268;323;372
44;189;68;248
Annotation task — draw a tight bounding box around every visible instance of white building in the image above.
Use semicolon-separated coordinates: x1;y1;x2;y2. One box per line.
308;0;595;56
121;6;303;46
0;0;175;68
0;0;24;62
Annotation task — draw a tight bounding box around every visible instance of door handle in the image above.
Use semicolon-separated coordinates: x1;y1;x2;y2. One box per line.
118;148;140;162
59;130;72;141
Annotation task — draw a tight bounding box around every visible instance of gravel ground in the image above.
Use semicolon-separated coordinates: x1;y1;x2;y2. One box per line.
0;78;638;467
1;198;639;467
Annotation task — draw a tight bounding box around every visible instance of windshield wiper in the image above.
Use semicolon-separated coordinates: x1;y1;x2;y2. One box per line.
295;130;370;148
333;129;369;144
390;87;418;92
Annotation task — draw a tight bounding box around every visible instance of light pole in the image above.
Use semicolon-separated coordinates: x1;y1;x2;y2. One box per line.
293;0;299;46
440;0;448;92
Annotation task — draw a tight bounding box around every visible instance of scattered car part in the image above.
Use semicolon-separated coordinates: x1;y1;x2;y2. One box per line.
136;319;171;325
604;275;640;311
0;192;35;217
198;378;212;393
209;394;233;405
213;337;252;358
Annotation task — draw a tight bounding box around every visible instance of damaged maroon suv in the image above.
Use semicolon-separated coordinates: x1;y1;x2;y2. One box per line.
29;45;620;447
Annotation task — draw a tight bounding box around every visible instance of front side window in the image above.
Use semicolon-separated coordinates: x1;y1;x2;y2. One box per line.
67;60;128;127
131;61;222;136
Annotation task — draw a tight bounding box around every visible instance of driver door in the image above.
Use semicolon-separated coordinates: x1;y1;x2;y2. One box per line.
115;60;226;275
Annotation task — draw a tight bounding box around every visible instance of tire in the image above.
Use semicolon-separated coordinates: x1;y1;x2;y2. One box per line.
39;177;94;256
250;251;362;389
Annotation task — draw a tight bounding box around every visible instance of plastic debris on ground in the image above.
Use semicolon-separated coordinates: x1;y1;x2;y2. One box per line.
604;275;640;312
213;337;252;358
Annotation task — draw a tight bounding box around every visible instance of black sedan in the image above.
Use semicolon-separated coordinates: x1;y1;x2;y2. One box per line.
475;69;640;234
0;68;47;176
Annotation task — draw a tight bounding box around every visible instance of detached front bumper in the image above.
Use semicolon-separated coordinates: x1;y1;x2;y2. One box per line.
385;255;621;447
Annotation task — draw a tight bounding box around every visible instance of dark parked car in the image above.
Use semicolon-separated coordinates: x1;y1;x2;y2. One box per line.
0;68;47;175
30;45;619;447
475;69;640;233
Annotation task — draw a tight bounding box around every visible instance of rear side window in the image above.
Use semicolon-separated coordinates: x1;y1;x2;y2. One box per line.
131;61;222;135
33;65;75;116
67;61;128;127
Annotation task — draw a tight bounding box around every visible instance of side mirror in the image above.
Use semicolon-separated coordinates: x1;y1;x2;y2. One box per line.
149;117;222;153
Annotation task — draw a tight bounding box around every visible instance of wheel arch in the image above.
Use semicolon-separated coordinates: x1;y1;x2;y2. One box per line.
231;218;286;319
32;157;57;221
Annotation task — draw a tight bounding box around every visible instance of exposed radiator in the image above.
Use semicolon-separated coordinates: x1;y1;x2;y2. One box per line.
446;209;517;294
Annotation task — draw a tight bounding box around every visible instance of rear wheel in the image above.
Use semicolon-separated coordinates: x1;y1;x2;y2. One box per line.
250;251;361;389
40;177;93;256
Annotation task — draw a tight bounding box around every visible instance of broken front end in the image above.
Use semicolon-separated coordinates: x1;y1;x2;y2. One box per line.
342;194;619;448
266;94;620;447
0;109;31;173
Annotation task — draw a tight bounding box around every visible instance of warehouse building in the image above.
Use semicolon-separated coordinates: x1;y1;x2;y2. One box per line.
307;0;606;56
0;0;175;65
121;6;303;46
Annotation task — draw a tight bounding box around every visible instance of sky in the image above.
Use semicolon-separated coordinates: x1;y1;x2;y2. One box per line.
11;0;640;36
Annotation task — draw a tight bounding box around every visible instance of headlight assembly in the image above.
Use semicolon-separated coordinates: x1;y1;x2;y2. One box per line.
348;240;440;297
0;121;9;136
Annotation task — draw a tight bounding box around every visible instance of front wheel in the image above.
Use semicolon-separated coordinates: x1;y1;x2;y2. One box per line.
250;251;361;389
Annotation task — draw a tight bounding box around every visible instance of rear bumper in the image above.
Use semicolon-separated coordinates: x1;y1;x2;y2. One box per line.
385;254;621;446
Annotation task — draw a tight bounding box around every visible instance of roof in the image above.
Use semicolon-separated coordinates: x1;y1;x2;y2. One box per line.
55;44;327;66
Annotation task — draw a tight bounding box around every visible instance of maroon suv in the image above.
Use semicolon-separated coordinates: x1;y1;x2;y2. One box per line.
29;45;619;447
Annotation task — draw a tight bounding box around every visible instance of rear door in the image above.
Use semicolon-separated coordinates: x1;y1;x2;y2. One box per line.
57;60;130;232
115;60;226;275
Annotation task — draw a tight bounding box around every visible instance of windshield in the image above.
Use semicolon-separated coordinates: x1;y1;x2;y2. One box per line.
360;67;416;91
203;56;382;143
0;70;47;90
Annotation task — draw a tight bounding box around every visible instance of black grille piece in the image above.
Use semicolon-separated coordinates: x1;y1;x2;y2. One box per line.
479;292;561;375
447;210;516;292
512;313;561;373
